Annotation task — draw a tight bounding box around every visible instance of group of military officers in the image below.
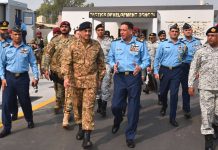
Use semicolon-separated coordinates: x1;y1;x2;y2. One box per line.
0;18;218;150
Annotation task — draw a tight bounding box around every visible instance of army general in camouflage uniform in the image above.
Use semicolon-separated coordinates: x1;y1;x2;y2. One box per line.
61;21;105;149
95;23;112;117
188;26;218;150
43;21;74;128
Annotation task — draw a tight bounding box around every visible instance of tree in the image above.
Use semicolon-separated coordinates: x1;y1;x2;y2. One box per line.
36;0;94;23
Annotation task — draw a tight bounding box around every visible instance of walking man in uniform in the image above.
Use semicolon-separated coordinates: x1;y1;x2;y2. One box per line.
180;23;201;119
0;21;19;121
108;22;150;148
188;26;218;150
0;26;38;138
95;23;112;117
61;21;105;148
154;24;187;127
43;21;74;128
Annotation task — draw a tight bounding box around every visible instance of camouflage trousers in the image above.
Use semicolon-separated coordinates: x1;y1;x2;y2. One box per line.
96;64;111;101
54;82;65;108
199;89;218;135
71;87;97;130
64;86;73;113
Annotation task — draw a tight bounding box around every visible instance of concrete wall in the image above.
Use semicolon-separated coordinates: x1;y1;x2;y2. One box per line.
62;10;92;35
158;9;214;42
62;9;214;42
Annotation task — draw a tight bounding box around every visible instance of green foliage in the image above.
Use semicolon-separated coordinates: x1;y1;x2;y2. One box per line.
36;0;94;23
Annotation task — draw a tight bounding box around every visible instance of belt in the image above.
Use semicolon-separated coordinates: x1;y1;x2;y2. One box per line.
6;70;28;78
117;71;134;76
160;65;181;70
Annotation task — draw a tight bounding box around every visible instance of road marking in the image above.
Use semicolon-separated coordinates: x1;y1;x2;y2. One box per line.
0;96;55;128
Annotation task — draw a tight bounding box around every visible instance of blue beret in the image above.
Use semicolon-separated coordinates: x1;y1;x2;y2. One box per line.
182;23;192;30
12;26;22;32
0;21;9;30
158;30;166;36
79;21;92;30
170;23;180;31
206;26;218;35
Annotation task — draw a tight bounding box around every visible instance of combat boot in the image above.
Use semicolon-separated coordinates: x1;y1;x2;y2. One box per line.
82;130;92;149
101;101;107;117
96;98;102;114
62;112;70;129
212;124;218;139
54;101;62;114
205;134;214;150
76;124;84;140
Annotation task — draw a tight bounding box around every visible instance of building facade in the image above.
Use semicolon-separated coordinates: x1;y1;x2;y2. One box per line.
62;5;216;42
0;0;35;42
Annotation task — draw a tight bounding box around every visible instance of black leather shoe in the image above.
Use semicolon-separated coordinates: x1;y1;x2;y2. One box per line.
27;121;35;128
126;139;135;148
205;134;214;150
112;123;120;134
11;114;18;121
76;124;84;140
169;119;179;127
0;129;11;138
160;107;166;116
184;111;191;119
82;131;92;149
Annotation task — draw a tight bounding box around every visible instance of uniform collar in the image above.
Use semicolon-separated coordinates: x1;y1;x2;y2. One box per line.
183;36;195;42
168;38;181;45
9;42;25;48
120;36;135;44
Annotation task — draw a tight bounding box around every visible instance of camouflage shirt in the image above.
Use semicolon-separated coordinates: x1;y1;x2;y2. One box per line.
61;38;106;88
146;40;159;68
43;34;74;78
188;44;218;90
96;37;112;63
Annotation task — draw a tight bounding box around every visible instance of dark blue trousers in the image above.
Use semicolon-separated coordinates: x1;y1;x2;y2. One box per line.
111;72;141;140
159;66;182;120
180;63;190;113
2;71;33;131
0;80;18;116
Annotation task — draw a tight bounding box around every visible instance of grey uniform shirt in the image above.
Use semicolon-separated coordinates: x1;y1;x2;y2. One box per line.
96;37;112;63
146;40;159;68
188;44;218;90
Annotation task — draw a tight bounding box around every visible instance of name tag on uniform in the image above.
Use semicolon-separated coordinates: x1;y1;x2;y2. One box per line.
116;48;122;51
20;48;28;54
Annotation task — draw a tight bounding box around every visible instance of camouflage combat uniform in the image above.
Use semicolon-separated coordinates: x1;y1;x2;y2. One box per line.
61;38;106;130
43;35;74;112
146;40;159;69
96;36;112;102
188;44;218;135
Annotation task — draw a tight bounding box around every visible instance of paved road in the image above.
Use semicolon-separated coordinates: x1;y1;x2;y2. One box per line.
0;80;217;150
